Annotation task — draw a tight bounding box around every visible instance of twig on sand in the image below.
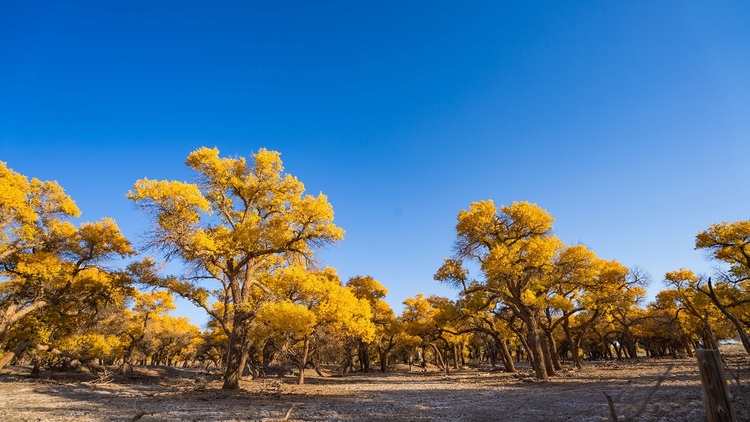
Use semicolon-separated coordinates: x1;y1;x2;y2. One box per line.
283;404;295;420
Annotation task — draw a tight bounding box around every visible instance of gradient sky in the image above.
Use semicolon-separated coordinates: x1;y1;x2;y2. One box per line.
2;1;749;327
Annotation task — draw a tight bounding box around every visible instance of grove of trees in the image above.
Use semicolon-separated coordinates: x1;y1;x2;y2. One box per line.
1;148;748;389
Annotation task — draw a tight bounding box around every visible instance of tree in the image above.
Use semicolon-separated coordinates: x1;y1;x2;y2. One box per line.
438;201;562;380
695;221;750;352
556;259;638;368
663;269;727;349
251;266;374;384
127;147;344;389
1;163;135;369
119;290;177;371
401;294;463;375
346;275;395;372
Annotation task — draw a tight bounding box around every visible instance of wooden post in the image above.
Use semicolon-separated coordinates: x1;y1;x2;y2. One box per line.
695;348;737;422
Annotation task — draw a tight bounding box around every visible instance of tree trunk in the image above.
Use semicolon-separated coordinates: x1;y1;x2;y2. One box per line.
525;317;548;380
700;321;718;350
377;335;394;373
297;335;310;385
431;344;449;376
622;329;638;359
545;329;561;371
539;330;556;377
377;345;388;373
222;328;249;390
358;341;370;372
499;338;515;372
562;319;580;369
483;337;497;368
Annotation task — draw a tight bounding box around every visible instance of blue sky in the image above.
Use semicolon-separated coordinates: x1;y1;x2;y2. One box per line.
2;1;749;326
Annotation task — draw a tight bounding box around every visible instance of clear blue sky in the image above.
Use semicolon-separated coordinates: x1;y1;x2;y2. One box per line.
2;1;749;326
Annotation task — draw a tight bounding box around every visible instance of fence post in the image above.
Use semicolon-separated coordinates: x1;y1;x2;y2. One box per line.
695;348;737;422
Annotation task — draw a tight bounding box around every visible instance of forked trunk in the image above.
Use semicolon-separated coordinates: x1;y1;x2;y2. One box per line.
223;328;249;390
525;317;549;380
539;331;556;377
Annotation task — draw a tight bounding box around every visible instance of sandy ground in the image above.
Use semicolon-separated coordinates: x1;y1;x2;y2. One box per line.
0;357;748;421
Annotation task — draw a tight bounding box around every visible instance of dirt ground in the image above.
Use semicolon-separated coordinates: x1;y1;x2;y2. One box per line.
0;356;748;422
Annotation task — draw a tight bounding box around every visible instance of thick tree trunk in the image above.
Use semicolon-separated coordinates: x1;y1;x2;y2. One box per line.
525;317;548;380
222;328;249;390
562;319;580;369
377;345;390;373
539;330;556;376
358;341;370;372
483;337;497;368
342;342;354;375
622;329;638;359
377;335;395;373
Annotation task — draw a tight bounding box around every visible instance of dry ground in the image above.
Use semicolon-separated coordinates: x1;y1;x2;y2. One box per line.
0;356;748;421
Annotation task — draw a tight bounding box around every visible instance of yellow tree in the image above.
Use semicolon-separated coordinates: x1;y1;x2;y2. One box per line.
444;287;517;372
663;269;727;349
1;162;80;349
438;201;562;380
141;315;201;366
695;221;750;352
1;163;135;369
608;283;648;359
120;290;176;371
345;275;394;372
553;256;634;369
127;147;344;389
253;266;374;384
401;294;462;375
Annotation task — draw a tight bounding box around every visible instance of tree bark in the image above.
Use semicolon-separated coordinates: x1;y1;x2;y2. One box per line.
544;329;561;371
297;335;310;385
222;326;249;389
358;341;370;372
498;338;515;372
539;330;556;376
452;343;459;369
525;317;548;380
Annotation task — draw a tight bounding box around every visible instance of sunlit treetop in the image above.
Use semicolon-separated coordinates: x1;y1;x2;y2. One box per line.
127;147;344;266
1;162;80;258
696;221;750;280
